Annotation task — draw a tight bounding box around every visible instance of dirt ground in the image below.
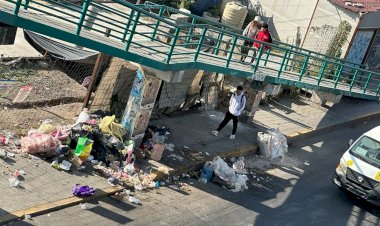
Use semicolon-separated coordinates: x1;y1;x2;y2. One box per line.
0;103;82;136
1;66;87;107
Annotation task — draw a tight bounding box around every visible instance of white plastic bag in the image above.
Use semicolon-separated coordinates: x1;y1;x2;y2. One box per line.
257;128;288;160
211;156;236;182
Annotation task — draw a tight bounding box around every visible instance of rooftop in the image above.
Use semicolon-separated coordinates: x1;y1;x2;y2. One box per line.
330;0;380;13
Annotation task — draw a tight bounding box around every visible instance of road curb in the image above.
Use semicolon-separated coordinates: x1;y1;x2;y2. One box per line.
286;111;380;145
0;185;125;224
154;111;380;179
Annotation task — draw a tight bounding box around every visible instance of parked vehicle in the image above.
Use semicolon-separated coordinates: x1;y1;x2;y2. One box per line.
332;126;380;205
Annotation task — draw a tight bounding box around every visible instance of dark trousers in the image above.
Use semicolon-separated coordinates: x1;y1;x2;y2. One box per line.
217;111;238;135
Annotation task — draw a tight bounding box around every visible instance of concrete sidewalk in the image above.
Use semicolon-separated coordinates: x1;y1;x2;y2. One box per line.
1;94;379;223
144;95;380;178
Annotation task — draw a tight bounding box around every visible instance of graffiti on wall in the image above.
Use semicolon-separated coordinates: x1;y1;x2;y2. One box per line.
346;30;374;65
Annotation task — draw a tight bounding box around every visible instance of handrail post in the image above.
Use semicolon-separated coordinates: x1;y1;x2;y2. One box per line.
166;27;180;64
284;47;293;71
376;83;380;95
253;44;265;74
349;69;359;91
214;28;224;55
185;18;196;47
122;9;135;42
151;6;164;41
14;0;23;15
76;0;92;35
24;0;30;10
277;50;288;78
225;36;238;68
125;11;141;51
194;27;207;62
334;62;343;88
363;72;372;94
263;48;271;66
317;58;327;86
299;54;309;81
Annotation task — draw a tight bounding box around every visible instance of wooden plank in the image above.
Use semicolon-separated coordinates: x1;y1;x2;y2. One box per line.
0;185;125;224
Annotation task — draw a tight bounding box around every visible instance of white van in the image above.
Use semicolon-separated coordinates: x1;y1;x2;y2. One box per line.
332;125;380;205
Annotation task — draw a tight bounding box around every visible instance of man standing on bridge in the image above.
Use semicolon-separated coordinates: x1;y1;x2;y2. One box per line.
212;86;246;140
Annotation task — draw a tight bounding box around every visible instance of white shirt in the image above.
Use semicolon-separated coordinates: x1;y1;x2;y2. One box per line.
229;93;246;116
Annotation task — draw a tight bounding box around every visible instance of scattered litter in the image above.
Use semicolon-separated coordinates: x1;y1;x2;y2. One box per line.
18;170;26;176
107;177;117;186
79;203;90;210
123;189;131;196
59;160;72;171
304;161;310;166
9;176;21;187
199;161;213;183
211;156;248;192
47;213;51;217
24;214;32;220
128;196;141;205
7;152;15;158
167;154;184;161
165;143;175;152
205;152;210;156
72;184;96;197
233;160;246;174
0;149;7;159
169;185;180;190
184;146;190;149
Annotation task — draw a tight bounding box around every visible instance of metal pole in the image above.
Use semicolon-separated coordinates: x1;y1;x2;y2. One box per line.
301;0;319;48
83;53;103;109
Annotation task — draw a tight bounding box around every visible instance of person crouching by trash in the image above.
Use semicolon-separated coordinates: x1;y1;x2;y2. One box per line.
250;23;273;63
212;86;246;140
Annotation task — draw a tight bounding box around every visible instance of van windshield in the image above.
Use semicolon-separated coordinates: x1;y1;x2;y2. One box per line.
349;135;380;167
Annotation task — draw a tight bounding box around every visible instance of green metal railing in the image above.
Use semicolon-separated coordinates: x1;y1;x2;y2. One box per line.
1;0;379;100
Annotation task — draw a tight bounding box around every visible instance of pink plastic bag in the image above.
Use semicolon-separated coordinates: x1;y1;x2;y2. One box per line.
21;133;60;154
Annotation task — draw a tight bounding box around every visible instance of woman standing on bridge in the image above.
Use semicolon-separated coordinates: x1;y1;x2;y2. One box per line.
241;16;262;62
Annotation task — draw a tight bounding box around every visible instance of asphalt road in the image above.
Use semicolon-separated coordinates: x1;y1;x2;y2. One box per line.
11;117;380;226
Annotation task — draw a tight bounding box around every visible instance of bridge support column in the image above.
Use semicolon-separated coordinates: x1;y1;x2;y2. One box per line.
121;65;162;141
240;86;266;123
90;58;138;118
310;90;342;107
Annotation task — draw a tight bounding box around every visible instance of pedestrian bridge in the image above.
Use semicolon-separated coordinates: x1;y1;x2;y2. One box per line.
1;0;379;100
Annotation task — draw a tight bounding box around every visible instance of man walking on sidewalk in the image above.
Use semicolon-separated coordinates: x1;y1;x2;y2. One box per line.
212;86;246;139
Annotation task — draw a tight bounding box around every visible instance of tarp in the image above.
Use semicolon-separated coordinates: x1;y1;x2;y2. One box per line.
23;30;98;62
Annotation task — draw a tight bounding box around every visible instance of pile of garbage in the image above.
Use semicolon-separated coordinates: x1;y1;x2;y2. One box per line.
0;108;171;191
199;156;249;192
137;125;172;161
257;128;288;161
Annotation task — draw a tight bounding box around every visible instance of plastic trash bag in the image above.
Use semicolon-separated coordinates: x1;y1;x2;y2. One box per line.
232;160;246;174
200;161;214;181
211;156;236;182
72;184;96;197
230;174;249;192
21;133;60;154
99;115;126;141
257;128;288;160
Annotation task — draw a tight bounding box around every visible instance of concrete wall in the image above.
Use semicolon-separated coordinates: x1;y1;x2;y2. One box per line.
302;0;359;55
250;0;316;45
251;0;359;56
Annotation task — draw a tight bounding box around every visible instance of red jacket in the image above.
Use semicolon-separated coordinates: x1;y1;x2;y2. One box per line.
254;30;272;50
